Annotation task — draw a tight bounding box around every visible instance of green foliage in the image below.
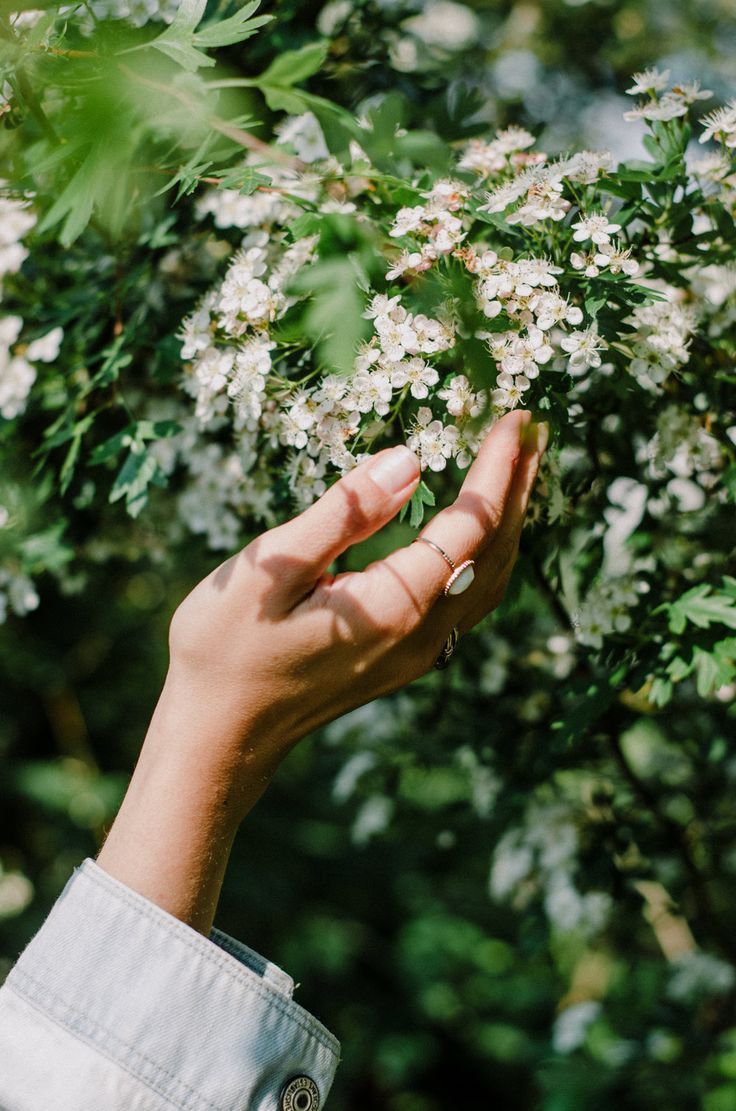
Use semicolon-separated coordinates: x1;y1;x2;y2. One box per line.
2;3;736;1110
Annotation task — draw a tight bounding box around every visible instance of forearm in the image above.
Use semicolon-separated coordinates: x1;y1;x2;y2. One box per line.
96;670;280;936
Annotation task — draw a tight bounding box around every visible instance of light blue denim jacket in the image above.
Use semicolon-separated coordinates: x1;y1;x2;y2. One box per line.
0;858;340;1110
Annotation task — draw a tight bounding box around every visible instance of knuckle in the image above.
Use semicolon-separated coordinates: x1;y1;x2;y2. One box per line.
168;595;199;659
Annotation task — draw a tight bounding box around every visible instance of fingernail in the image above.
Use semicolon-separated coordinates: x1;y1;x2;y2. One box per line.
369;446;420;494
535;421;550;455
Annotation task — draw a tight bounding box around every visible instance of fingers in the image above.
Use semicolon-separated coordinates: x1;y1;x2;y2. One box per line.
250;444;420;603
361;409;532;623
453;420;548;633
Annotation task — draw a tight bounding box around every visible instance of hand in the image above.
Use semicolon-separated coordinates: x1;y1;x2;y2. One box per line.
97;408;547;932
164;408;547;805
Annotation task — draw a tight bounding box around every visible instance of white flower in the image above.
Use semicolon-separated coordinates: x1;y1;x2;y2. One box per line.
275;112;329;163
498;327;554;379
389;205;427;238
347;369;393;416
406;407;456;471
560;327;606;371
491;372;531;410
286;452;328;508
363;293;402;321
388;356;439;399
385;250;433;281
532;292;584;330
553;1003;602;1054
179;300;214;359
626;68;671;96
424;179;468;212
562;150;614;184
507;180;570;226
672;81;712;105
667;951;736;1003
403;0;479;51
0;351;36;420
374;315;418;361
595;242;639;276
411;312;454;353
25;326;63;362
437;374;484;419
571;250;604;278
571;213;621;246
699;99;736;147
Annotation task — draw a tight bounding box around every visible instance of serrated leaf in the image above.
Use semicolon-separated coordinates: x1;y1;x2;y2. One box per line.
194;3;272;48
215;165;272;195
289;256;370;375
667;583;736;634
109;447;161;517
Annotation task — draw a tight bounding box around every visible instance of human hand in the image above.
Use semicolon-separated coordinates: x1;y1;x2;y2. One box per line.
97;408;547;931
160;408;548;815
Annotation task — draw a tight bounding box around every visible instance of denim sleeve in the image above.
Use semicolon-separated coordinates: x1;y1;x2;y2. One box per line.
0;858;340;1111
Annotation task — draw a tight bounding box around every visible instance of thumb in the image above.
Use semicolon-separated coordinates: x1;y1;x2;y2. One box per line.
266;446;420;598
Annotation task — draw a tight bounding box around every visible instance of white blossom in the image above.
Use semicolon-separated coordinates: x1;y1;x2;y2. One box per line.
571;213;622;246
560;327;606;371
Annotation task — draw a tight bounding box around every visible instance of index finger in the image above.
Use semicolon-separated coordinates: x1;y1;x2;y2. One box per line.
362;408;532;618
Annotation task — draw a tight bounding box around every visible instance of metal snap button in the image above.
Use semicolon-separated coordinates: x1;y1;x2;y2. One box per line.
279;1075;320;1111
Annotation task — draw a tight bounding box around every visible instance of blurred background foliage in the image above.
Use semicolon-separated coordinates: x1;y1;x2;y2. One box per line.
2;2;736;1109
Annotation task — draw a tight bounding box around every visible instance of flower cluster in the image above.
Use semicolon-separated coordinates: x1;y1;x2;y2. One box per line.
490;795;612;937
624;67;712;122
573;576;646;649
627;294;696;390
387;179;468;277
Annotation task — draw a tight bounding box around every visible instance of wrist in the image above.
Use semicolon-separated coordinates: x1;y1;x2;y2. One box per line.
96;675;281;935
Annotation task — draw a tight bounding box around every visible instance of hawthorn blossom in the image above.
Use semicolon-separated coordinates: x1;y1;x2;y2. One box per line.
626;68;671;96
406;407;456;471
560;327;606;371
388;356;439;399
437;374;484;419
385;250;430;280
492;371;531;410
700;100;736;147
571;213;621;246
275;112;329;163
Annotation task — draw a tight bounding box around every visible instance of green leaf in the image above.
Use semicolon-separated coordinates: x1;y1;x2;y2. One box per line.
214;165;272;195
399;481;435;529
193;2;272;48
693;647;734;698
667;583;736;635
82;336;133;397
648;677;674;708
289;255;370;375
258;41;329;87
120;0;212;71
109;446;164;517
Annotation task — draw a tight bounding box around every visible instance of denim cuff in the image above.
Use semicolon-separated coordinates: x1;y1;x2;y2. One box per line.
4;858;340;1110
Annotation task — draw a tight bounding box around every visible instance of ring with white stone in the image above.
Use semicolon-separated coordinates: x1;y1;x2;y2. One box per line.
412;536;476;597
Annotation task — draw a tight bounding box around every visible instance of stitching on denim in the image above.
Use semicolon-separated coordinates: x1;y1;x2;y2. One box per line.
79;861;339;1055
5;975;215;1111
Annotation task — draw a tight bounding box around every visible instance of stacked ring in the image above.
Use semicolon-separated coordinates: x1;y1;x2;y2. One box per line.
411;536;476;596
434;625;459;670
